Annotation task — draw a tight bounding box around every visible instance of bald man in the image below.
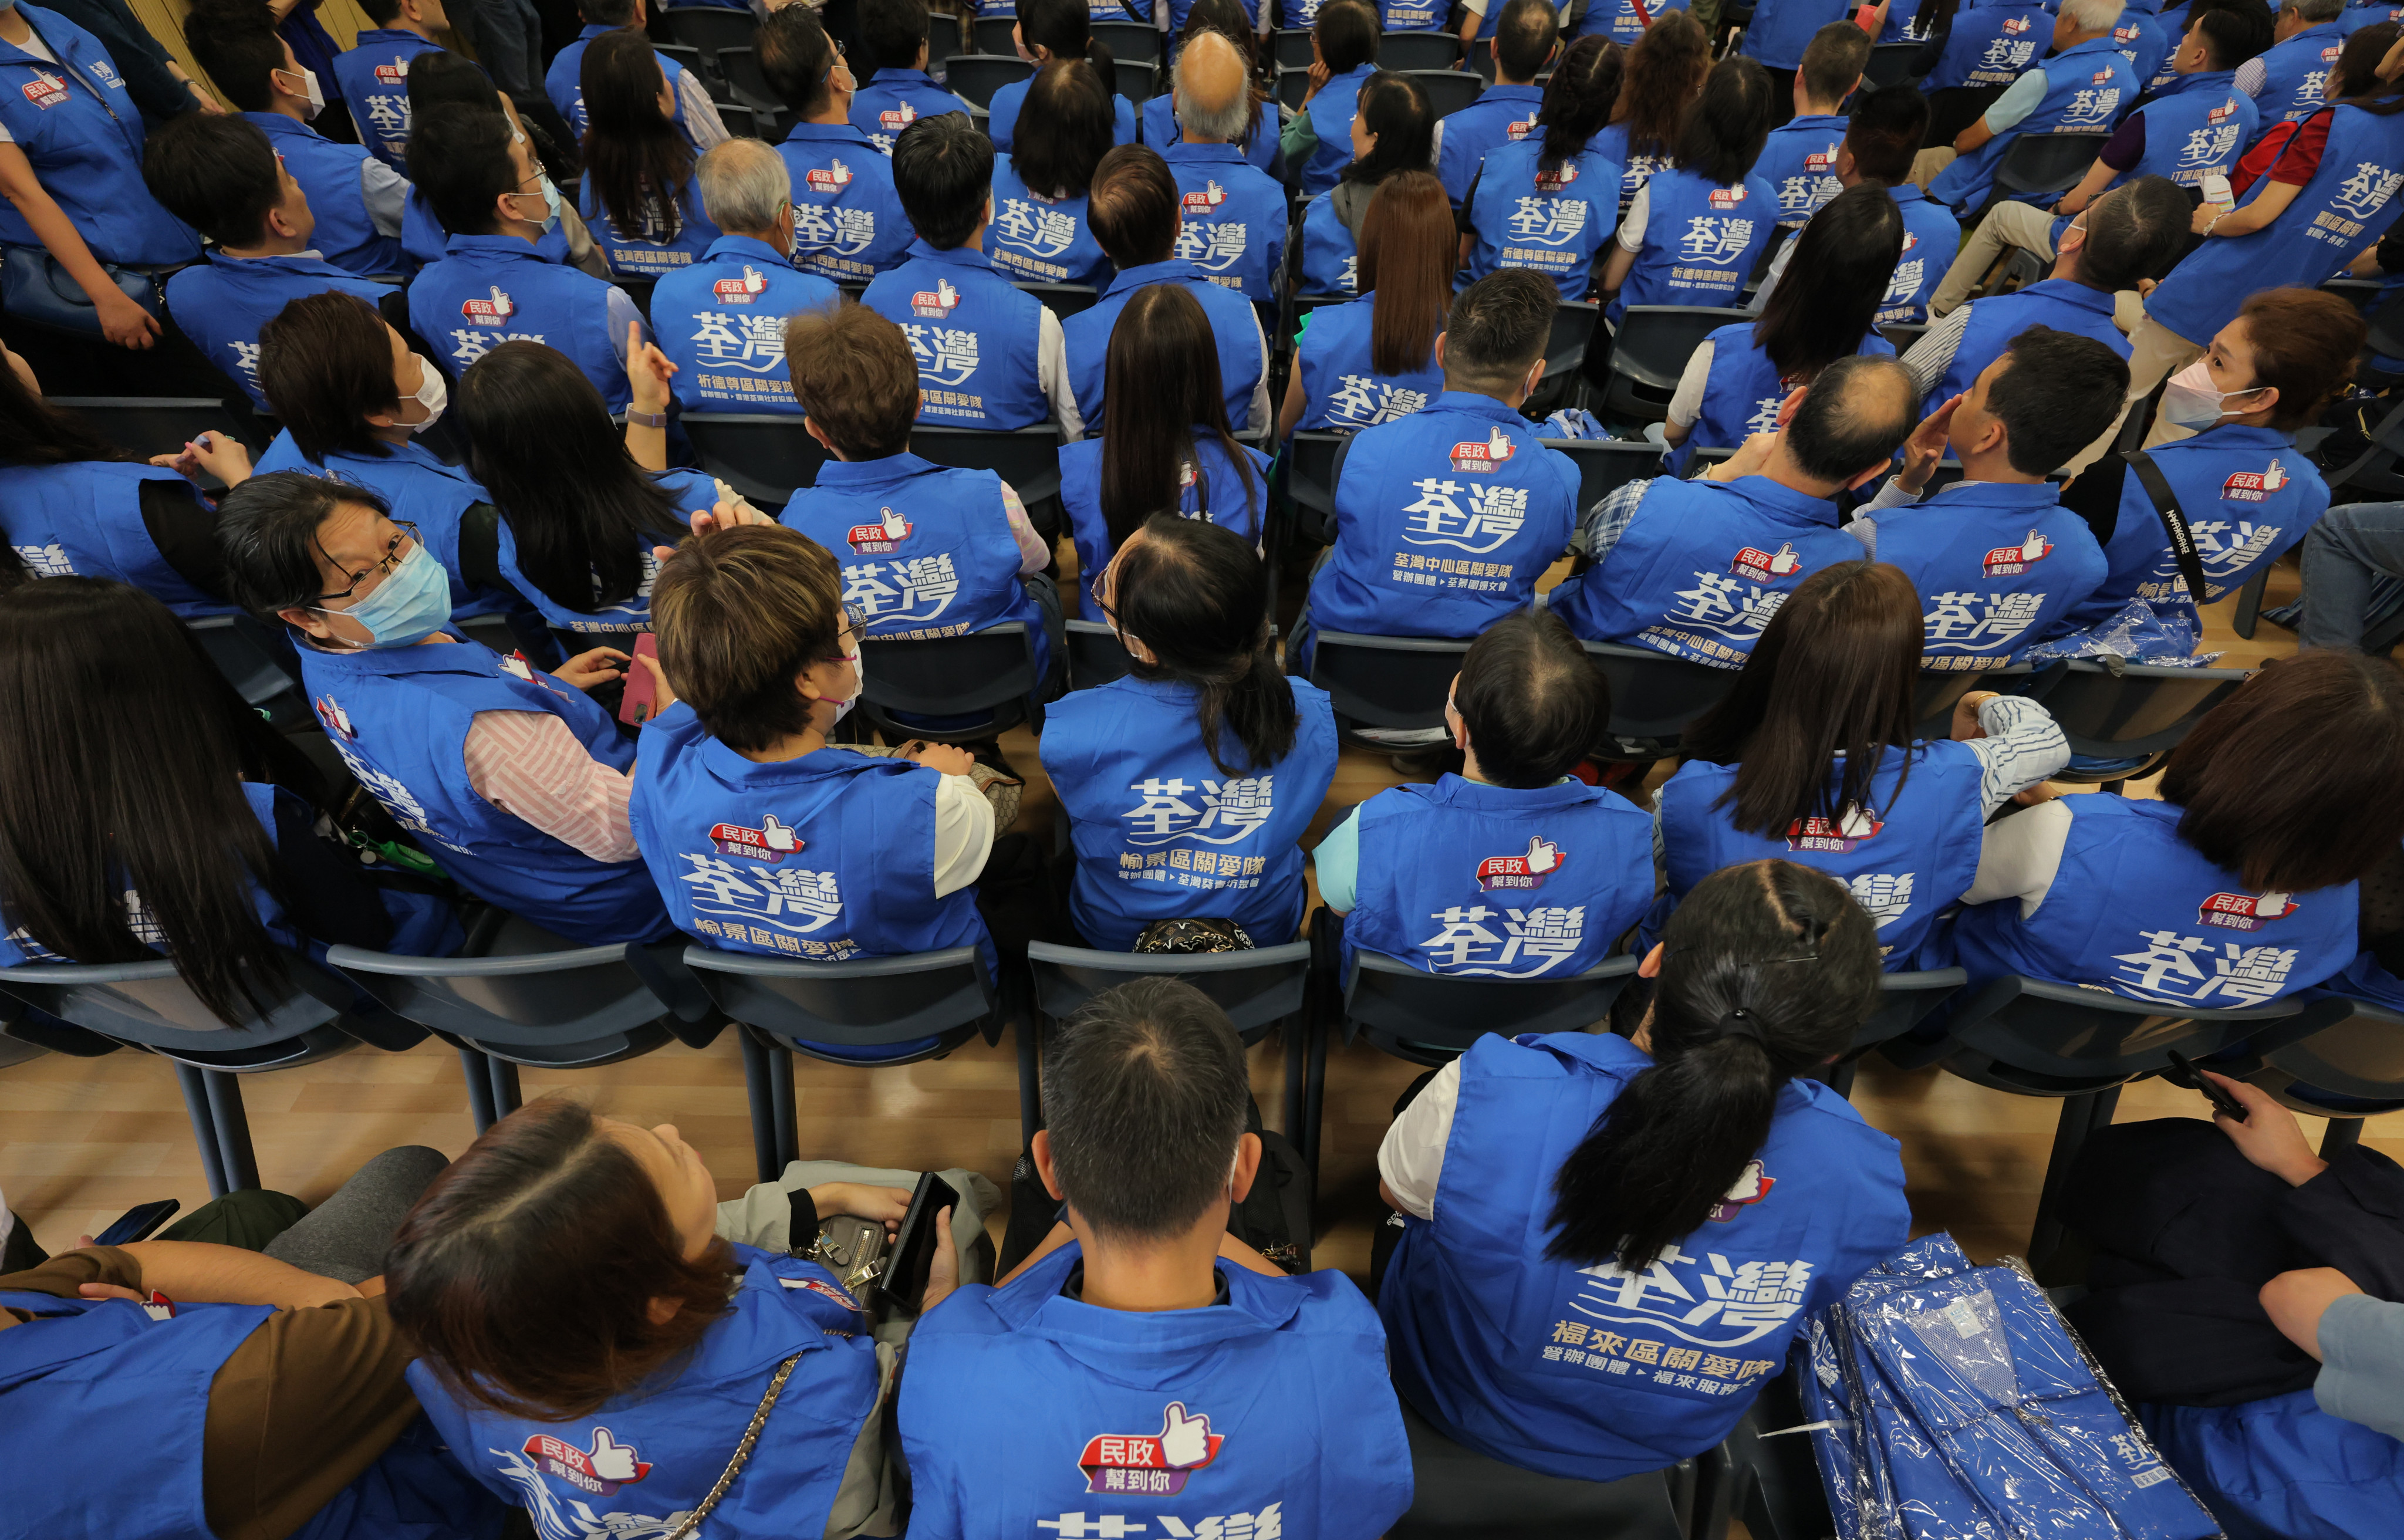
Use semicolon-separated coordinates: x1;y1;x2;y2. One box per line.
1152;30;1287;304
1139;26;1278;177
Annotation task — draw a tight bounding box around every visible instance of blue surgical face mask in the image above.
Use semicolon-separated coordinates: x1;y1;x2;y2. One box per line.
326;541;450;647
511;176;562;235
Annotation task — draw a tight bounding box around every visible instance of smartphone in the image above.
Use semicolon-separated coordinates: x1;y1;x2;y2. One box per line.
2165;1049;2248;1122
2199;173;2234;213
93;1199;179;1247
882;1171;963;1313
616;633;661;727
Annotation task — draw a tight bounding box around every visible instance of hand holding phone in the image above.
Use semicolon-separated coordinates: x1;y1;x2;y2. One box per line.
617;633;662;726
2165;1049;2248;1122
883;1171;963;1314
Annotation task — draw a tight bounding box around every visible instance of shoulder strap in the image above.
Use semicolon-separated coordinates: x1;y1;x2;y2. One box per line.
662;1352;805;1540
2121;446;2211;603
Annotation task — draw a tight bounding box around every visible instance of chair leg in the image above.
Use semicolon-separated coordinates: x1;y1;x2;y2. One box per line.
2233;567;2267;641
1017;1012;1042;1151
768;1041;799;1171
738;1025;781;1184
487;1058;523;1120
2322;1117;2365;1158
2030;1088;2119;1270
174;1061;230;1200
1282;1014;1305;1151
458;1048;498;1135
1303;1011;1328;1181
202;1070;261;1194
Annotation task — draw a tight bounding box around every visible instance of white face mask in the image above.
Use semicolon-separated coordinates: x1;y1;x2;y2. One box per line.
404;363;447;433
810;646;863;725
276;65;325;120
2161;356;2268;431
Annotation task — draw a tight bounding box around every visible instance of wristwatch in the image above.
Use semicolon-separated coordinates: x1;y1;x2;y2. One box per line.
627;408;668;429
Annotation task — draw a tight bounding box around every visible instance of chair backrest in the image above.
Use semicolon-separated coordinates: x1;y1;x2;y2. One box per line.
710;48;789;124
1066;617;1133;688
2254;994;2404;1104
2365;285;2404;369
1028;941;1313;1042
1583;640;1741;747
1345;952;1640;1055
1092;20;1162;60
187;614;311;730
1992;131;2111;197
0;951;389;1062
326;921;710;1054
857;622;1042;737
1940;971;2304;1090
684;411;828;503
656;40;714;92
715;100;757;138
1466;36;1495;81
661;8;757;59
1017;281;1102;319
2038;660;2250;758
1544;300;1601;380
1274;27;1315;67
946;54;1034;108
1113;56;1158;103
928;9;963;65
974;15;1018;53
1912;664;2037;740
909;423;1065;502
1855;967;1968;1056
1609;308;1755;391
1396;1401;1686;1540
1288;428;1347;518
682;943;997;1049
50;397;258;461
1863;39;1922;87
1275;64;1311;110
1396;66;1479;116
1545;438;1667;509
1309;630;1470;730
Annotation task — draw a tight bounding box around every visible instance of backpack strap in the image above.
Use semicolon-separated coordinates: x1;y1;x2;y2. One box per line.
2121;446;2211;605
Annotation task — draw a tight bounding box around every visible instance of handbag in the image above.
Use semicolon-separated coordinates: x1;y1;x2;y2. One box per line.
1;246;160;337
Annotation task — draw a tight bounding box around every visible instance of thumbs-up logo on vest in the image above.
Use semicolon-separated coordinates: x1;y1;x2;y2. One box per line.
374;56;411;85
1477;835;1566;890
1982;529;2052;575
1181;180;1228;214
1785;805;1882;853
21;70;68;108
2200;891;2297;931
521;1428;653;1495
462;286;516;325
911;278;962;319
2001;15;2030;33
713;265;771;305
1731;541;1803;583
808;158;855;193
1707;1159;1775;1221
847;505;913;553
1076;1403;1226;1494
2221;459;2288;503
880;99;918;133
1505;114;1537;139
1450;425;1517;471
710;813;804;862
313;695;356;740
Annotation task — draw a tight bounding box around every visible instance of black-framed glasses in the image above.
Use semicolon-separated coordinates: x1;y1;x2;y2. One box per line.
826;604;868;657
305;519;420;606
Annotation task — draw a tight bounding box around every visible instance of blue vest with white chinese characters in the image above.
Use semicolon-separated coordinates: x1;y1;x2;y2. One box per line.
2145;1390;2404;1540
546;24;692;140
493;468;713;636
1657;743;1987;964
629;703;995;970
1296;192;1359;296
2342;0;2404;33
862;243;1054;431
778;451;1052;681
1306;391;1579;638
985;154;1110;287
576;167;720;278
1435;83;1544;204
0;6;195;265
2114;70;2255;191
2147;104;2404;346
1927;1;2052;92
2251;22;2343;136
1294;294;1446;434
1059;433;1272;609
1301;63;1374;197
409;1248;879;1540
1586;122;1670;219
1380;1030;1912;1480
1757;113;1848;228
1162;139;1287;302
254;430;507;617
1042;673;1338;949
653;234;839;415
1869;480;2109;668
1949;793;2356;1007
1931;38;2139;214
407;235;632;408
778;121;916;282
1062;258;1263;430
1382;0;1444;28
1547;474;1859;666
296;633;672;943
1611;168;1778;320
0;461;234;618
330;29;448;170
2067;423;2328;632
1878;183;1961;325
1142;95;1277;176
850;68;968;154
241;113;404;278
164;252;390;413
1465;140;1619;295
1572;0;1692;44
1740;0;1855;68
1669;323;1895;477
1933;278;2130;405
1877;0;1930;43
2107;9;2173;92
989;79;1138;153
1345;773;1652;980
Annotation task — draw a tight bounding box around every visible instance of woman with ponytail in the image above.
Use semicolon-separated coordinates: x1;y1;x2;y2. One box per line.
1462;35;1625;296
988;0;1136;151
1376;858;1910;1481
1040;516;1338;951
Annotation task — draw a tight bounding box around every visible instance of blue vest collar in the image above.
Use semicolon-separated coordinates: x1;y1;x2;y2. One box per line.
2054;34;2129;60
577;22;610;39
693;731;892;787
1334;63;1375;82
441;232;550;261
986;1242;1309;1343
1422;771;1598;813
240;111;329;144
1784;112;1846;127
1706;472;1846;526
2287;19;2339;38
870;67;938;87
699;232;794;268
205;248;360;281
903;239;1002;273
352;26;433;43
1426;389;1524;421
299;630;498;679
783;120;876;147
1160;139;1245;164
1104;258;1206;297
1916;477;2066;514
1481;82;1545;102
2153;67;2237;98
811;450;948;491
2180;422;2295;451
2013;277;2116;316
1886;181;1931;207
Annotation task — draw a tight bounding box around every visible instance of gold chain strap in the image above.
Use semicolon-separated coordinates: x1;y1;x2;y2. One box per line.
661;1353;804;1540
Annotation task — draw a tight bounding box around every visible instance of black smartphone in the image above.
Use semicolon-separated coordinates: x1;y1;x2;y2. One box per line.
2165;1049;2248;1122
883;1171;962;1314
93;1199;179;1247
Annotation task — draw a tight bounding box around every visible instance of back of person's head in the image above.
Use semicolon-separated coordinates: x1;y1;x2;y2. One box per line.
650;524;845;750
1041;977;1252;1244
1342;71;1434;184
1019;0;1100;60
1982;326;2128;474
408;104;518;236
890;111;990;248
1537;36;1622;170
860;0;931;70
1181;0;1261;59
2236;286;2365;433
1442;268;1556;396
2281;0;2344;25
1016;58;1116;200
408;48;510;116
386;1098;738;1419
0;578;291;1026
1173;26;1260;146
1754;183;1903;381
2059;0;2126;32
1100;285;1252;558
1359;169;1453;377
182;0;285;113
1841;81;1927;185
2189;0;2275;68
1086;144;1179;267
0;347;129;468
785;299;919;459
695;136;792;238
1798;20;1870;105
258;292;403;463
1676;54;1775;184
1451;608;1610;786
1315;0;1381;73
2073;176;2189;292
143;113;285;251
1680;562;1923;837
1109;515;1294;776
1547;859;1881;1269
2159;651;2404;893
1495;0;1562;80
758;3;840;115
1621;9;1710;158
582;30;693;245
1784;353;1919;485
578;0;640;27
2335;21;2404;103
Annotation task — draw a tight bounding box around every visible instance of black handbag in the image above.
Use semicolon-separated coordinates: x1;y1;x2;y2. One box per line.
1;245;160;337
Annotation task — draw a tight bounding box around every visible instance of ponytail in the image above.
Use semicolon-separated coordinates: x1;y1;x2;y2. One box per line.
1538;35;1622;174
1113;515;1296;777
1544;860;1880;1271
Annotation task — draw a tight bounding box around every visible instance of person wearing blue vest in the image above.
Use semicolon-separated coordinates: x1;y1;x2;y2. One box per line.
1740;0;1859;112
985;59;1116;286
1758;23;1868;229
1299;270;1579;663
654;140;841;416
573;32;721;278
1436;0;1556;203
397;51;598;273
214;470;679;945
1321;607;1653;981
1282;0;1380;196
2241;0;2346;134
1927;0;2142;218
1747;83;1962;327
1598;55;1778;322
1295;70;1434;295
1375;859;1912;1479
1276;168;1451;438
757;3;917;283
2111;0;2179;85
1548;352;1920;663
1143;0;1278;182
406;107;648;410
988;0;1140;150
1560;0;1694;45
1589;12;1711;221
864;111;1087;435
850;0;975;153
1045;518;1336;948
545;0;730;144
1463;38;1625;295
1159;29;1287;300
2047;0;2271;218
1922;0;2055;96
329;0;451;171
144;116;394;414
2343;0;2404;31
901;977;1414;1540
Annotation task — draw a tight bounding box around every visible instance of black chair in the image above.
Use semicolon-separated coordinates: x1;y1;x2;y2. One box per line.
1824;968;1969;1097
1111;55;1159;103
1466;36;1494;81
711;47;796;134
1689;1375;1829;1540
1879;321;1927;353
1599;306;1753;422
1582;640;1740;758
1092;19;1162;60
1546;438;1669;511
1343;951;1641;1066
656;40;723;102
910;423;1064;502
927;9;963;66
1683;447;1737;478
51;396;264;458
1397;66;1480;117
2322;290;2404;496
1306;630;1470;741
1395;1401;1691;1540
1978;130;2111;217
1275;64;1311;110
1545;299;1601;381
1017;281;1102;318
1863;39;1923;87
685;410;826;502
1383;33;1465;70
1273;26;1315;67
2035;659;2252;788
2216;993;2404;1155
856;621;1051;742
661;7;755;62
974;15;1017;53
1911;663;2038;740
1287;428;1348;541
1065;616;1134;688
189;614;310;731
946;53;1034;109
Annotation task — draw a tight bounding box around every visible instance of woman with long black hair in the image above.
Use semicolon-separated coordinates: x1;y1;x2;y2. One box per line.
576;29;721;278
1599;51;1777;320
983;58;1118;287
1463;34;1624;296
1587;7;1708;217
988;0;1133;150
1278;169;1451;438
1295;69;1434;295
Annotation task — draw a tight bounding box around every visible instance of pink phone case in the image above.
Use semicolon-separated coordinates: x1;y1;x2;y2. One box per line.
618;633;661;726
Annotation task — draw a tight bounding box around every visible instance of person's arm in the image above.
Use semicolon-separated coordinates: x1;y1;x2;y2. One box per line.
2263;1267;2366;1364
1312;805;1362;914
929;765;997;897
2233;54;2267;99
1890;392;1961;498
1748;233;1795;314
113;1241;362;1307
1900;304;1971;397
1959;67;2048;153
1951;692;2070;812
674;70;733;150
461;710;639;863
624;320;675;471
1376;1058;1463;1221
1038;306;1085;441
1274;356;1307;442
998;480;1047;573
2054;116;2138;215
1572;476;1652;568
1280;102;1319;166
1845;513;1878;556
1960;795;2072;911
0;141;158;349
1457;0;1485;55
1600;181;1648;296
603;288;649;383
2197;174;2305;239
1661;340;1714;445
1245;308;1273;434
359;157;410;239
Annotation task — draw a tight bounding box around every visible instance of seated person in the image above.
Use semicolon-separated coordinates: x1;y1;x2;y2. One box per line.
2240;0;2349;138
1284;0;1382;198
1855;326;2121;668
1296;70;1433;297
1748;84;1959;329
1927;0;2140;217
1588;12;1710;222
776;300;1061;690
862;113;1085;437
984;58;1116;288
1277;169;1451;439
397;53;597;273
1062;145;1270;432
1376;859;1911;1479
1598;55;1777;322
1547;353;1920;666
757;2;915;282
1757;22;1868;230
1660;562;2068;965
575;31;721;276
1434;0;1557;203
899;977;1414;1539
652;138;842;415
849;0;973;154
989;0;1139;150
1461;37;1622;296
546;0;730;143
1917;0;2055;119
1300;270;1579;658
1150;13;1284;294
1143;0;1277;180
2042;2;2272;221
1319;607;1652;979
329;0;453;171
213;470;677;945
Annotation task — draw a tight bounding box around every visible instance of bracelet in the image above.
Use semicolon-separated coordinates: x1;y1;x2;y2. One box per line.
626;408;668;429
2204;211;2229;236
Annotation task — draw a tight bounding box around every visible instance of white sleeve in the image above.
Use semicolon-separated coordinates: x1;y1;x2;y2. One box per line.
1039;305;1085;441
1666;340;1713;428
930;772;998;897
1750;234;1793;314
1616;180;1650;253
604;286;647;369
1960;796;2072;916
2234;56;2267;99
1845;515;1877;555
360;157;411;238
1863;475;1924;512
1963;695;2069;813
1376;1058;1464;1222
1431;120;1446;159
1246;306;1273;433
677;72;732;150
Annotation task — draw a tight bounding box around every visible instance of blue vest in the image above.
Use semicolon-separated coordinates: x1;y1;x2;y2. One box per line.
778;451;1054;681
1162;139;1287;302
1300;63;1373;197
1876;182;1961;325
404;191;576;269
1933;278;2131;405
2107;8;2173;90
1464;139;1621;295
1926;1;2051;92
576;167;720;278
1042;673;1339;949
1586;122;1670;219
1382;0;1445;27
1063;258;1264;431
1296;191;1359;296
1305;390;1581;638
1949;793;2358;1008
1571;0;1692;45
546;24;692;140
2144;1390;2404;1540
2342;0;2404;33
1669;322;1895;476
862;242;1054;431
164;251;390;413
2146;103;2404;347
850;68;969;154
1869;479;2109;668
984;154;1111;286
1657;742;1987;963
1740;0;1855;68
1059;432;1272;609
1611;167;1778;321
1757;113;1849;228
1434;82;1544;203
2250;22;2343;135
988;79;1137;154
1547;474;1859;665
2114;70;2256;190
409;1247;879;1540
0;6;195;265
255;431;507;618
1379;1030;1912;1479
1930;38;2139;214
778;121;916;282
899;1241;1413;1540
1166;0;1265;29
1142;92;1278;176
0;461;234;618
407;234;632;410
1875;0;1930;43
652;234;839;414
1293;293;1446;433
629;702;995;969
1345;773;1653;980
242;113;404;278
329;29;447;170
494;468;714;635
2067;422;2328;631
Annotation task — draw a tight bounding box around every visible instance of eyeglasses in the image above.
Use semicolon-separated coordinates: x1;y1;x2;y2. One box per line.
827;604;867;657
305;519;420;606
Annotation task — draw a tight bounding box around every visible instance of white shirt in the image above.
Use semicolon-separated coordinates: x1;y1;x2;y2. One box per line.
1377;1057;1466;1221
0;28;63;143
928;771;997;897
1667;339;1716;428
1615;180;1652;252
1036;305;1087;441
1961;796;2074;917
